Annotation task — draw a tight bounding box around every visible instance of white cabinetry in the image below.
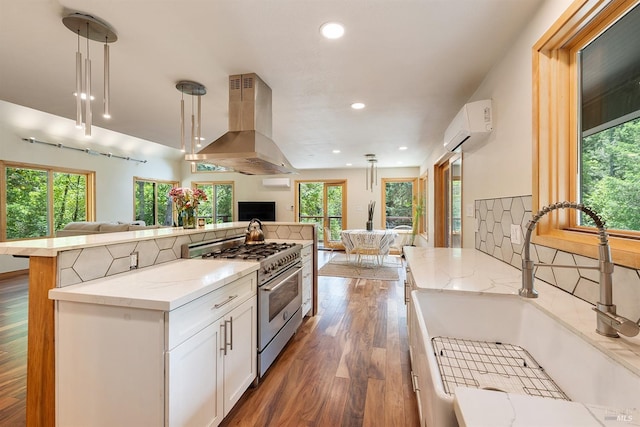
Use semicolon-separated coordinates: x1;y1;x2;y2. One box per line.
301;244;313;316
55;273;257;427
406;265;428;426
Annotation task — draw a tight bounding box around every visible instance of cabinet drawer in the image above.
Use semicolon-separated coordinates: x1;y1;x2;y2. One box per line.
167;273;257;350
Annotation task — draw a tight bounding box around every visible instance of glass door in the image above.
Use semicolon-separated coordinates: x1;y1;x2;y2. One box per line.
297;181;346;249
435;154;462;248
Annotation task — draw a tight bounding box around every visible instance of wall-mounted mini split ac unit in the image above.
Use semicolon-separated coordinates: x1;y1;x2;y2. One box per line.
443;99;493;152
262;178;291;188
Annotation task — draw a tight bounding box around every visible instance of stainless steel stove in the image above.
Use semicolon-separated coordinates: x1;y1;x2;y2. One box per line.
183;236;303;379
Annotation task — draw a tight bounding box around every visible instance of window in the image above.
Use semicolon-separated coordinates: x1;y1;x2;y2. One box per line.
417;173;428;238
2;162;95;240
296;180;346;249
382;178;417;229
534;0;640;268
578;3;640;231
134;178;178;226
191;163;232;173
194;182;234;224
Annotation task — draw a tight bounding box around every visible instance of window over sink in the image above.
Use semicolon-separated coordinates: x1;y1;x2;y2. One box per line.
533;0;640;268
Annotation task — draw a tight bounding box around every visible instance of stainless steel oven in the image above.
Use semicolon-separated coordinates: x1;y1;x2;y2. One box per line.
258;261;302;378
182;237;303;380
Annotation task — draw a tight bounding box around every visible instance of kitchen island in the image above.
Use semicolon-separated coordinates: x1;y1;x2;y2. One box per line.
0;222;316;426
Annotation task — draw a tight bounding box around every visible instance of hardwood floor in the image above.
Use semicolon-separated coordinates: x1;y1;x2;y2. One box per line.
221;252;419;427
0;274;28;427
0;252;419;427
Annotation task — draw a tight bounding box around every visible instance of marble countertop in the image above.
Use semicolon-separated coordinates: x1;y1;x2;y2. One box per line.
0;222;245;257
454;387;639;427
403;246;640;375
49;258;259;311
0;221;314;257
404;247;640;426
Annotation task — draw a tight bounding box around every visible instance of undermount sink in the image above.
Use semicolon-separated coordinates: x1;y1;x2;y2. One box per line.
409;290;640;427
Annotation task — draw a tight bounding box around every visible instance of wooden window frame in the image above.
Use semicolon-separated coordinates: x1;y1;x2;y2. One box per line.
1;160;96;241
381;177;418;230
133;177;179;226
533;0;640;268
192;181;235;223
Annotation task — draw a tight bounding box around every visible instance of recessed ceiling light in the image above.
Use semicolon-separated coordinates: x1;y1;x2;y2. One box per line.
320;22;345;39
346;163;352;166
332;149;341;154
399;146;408;150
351;102;365;110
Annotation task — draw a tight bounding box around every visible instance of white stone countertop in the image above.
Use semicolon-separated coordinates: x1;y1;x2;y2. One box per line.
0;222;245;257
403;246;640;375
454;387;640;427
49;258;259;311
47;238;312;311
0;221;313;257
404;246;640;426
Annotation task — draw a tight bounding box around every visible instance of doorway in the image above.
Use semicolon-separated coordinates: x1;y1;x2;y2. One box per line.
296;180;346;250
435;154;462;248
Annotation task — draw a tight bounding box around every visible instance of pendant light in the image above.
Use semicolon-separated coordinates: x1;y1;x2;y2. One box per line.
176;81;206;156
62;13;117;137
365;154;378;192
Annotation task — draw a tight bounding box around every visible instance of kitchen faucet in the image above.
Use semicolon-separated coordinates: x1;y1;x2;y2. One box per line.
520;201;639;338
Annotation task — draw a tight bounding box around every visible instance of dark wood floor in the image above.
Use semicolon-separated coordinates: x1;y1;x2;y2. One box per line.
221;252;419;427
0;252;418;427
0;274;28;427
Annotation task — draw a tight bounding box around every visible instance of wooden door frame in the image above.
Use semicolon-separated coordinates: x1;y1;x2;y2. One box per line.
295;179;347;250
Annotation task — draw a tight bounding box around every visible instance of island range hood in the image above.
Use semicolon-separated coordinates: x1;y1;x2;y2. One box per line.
186;73;296;175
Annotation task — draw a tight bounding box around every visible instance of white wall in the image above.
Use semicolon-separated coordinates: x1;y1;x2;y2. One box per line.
181;165;419;230
419;0;574;249
0;102;183;273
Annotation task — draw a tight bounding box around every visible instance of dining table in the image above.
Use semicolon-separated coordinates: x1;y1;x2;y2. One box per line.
340;229;398;264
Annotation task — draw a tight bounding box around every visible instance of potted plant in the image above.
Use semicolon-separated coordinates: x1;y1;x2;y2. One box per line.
410;195;425;245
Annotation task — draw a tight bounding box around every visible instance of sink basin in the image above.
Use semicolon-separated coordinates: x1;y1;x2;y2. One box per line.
409;290;640;427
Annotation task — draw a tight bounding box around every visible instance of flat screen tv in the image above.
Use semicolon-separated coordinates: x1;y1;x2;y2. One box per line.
238;201;276;222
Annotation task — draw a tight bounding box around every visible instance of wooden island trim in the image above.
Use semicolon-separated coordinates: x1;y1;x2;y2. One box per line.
26;256;56;427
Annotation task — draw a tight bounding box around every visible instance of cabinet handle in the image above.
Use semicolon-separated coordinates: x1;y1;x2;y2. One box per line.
228;316;233;351
213;294;238;309
220;323;227;355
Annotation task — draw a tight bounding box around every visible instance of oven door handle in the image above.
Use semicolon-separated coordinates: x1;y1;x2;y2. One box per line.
262;267;301;292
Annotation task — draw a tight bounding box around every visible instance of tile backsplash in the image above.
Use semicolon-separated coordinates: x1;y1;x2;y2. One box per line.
475;195;640;321
57;223;315;287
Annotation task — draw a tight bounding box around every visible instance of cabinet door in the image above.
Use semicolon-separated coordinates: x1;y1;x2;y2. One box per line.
167;321;224;427
222;297;257;415
302;260;312;316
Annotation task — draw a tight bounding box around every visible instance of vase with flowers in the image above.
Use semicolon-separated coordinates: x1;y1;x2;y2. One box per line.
168;187;208;229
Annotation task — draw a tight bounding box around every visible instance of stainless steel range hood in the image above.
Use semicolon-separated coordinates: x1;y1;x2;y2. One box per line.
186;73;296;175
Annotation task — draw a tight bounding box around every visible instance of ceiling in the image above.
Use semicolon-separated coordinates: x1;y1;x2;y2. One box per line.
0;0;544;170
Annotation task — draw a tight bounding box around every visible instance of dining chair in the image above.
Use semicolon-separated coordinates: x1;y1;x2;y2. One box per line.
389;225;413;255
355;232;382;267
323;226;336;263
